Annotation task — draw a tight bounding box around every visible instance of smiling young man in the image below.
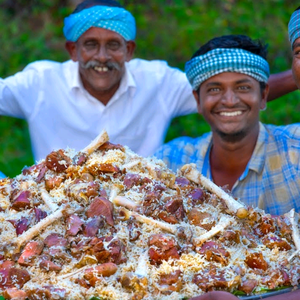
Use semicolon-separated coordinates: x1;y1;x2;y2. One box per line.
155;34;300;216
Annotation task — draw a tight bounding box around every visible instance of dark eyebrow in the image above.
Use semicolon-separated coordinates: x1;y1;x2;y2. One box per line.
293;42;300;50
205;78;252;87
235;78;252;84
205;82;222;87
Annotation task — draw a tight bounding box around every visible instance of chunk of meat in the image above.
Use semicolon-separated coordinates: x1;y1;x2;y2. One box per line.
188;208;215;230
83;217;103;237
121;272;148;299
175;177;191;187
193;268;229;292
26;285;66;300
238;279;258;294
45;176;64;191
39;260;62;272
141;191;160;216
158;270;183;293
245;252;268;271
66;214;84;236
148;234;180;265
188;188;204;204
73;153;87;166
196;241;230;265
84;263;118;286
44;233;68;248
254;216;275;237
3;288;28;300
86;196;114;226
45;149;72;173
98;141;125;152
262;234;291;250
127;220;141;241
90;236;127;265
18;241;44;266
88;163;120;176
165;196;185;220
0;267;30;289
123;173;142;189
34;208;48;223
11;190;31;211
16;217;30;236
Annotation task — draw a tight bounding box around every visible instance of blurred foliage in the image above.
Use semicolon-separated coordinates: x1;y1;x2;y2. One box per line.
0;0;299;177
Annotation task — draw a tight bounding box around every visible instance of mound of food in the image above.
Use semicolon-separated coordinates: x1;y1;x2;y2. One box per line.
0;130;299;300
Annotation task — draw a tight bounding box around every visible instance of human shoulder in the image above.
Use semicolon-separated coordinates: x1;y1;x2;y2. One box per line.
127;58;184;76
23;59;76;74
156;132;211;157
264;123;300;146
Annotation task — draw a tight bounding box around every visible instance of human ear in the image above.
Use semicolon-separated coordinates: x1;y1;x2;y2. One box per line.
125;40;136;61
260;83;269;110
65;41;78;62
193;90;202;114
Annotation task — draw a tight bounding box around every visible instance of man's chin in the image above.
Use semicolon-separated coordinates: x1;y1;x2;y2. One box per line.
215;130;246;143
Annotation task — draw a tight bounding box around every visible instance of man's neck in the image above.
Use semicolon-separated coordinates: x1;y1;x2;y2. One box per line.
209;128;259;190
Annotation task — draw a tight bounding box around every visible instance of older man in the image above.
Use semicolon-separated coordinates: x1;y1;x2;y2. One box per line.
155;33;300;216
0;0;296;163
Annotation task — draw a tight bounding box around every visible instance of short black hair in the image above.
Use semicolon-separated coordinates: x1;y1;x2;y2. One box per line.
294;6;300;12
72;0;123;14
191;34;268;60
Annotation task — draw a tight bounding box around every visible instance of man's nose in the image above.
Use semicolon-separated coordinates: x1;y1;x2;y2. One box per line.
94;45;111;61
221;88;239;106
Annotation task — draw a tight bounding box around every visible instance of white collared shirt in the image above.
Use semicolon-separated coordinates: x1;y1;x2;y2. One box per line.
0;58;196;161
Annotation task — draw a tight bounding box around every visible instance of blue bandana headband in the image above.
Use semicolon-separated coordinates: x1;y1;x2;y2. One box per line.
288;9;300;46
63;6;136;42
185;48;270;90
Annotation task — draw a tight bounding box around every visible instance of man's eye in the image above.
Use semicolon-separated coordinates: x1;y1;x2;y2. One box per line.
107;42;121;50
84;41;97;48
237;85;250;91
208;87;220;92
293;48;300;56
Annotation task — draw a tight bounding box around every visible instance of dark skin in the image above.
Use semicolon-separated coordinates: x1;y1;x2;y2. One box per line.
188;290;300;300
193;72;268;190
65;27;135;105
267;69;297;101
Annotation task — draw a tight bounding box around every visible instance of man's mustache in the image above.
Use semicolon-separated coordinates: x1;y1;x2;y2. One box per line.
80;60;121;71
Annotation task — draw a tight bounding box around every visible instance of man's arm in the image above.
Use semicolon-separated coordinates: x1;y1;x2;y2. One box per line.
188;290;300;300
268;70;298;101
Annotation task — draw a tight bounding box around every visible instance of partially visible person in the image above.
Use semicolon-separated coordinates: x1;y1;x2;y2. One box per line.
186;7;300;300
188;290;300;300
0;0;297;163
155;34;300;216
0;171;6;179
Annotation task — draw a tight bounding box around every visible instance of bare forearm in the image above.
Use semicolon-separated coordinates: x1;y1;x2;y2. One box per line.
267;69;297;101
188;290;300;300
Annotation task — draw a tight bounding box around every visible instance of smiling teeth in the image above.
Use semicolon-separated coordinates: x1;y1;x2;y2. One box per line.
220;111;242;117
94;66;108;72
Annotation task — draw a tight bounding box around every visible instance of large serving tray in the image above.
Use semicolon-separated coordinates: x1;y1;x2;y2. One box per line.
239;286;297;299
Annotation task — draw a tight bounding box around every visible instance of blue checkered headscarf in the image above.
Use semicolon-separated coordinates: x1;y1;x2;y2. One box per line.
288;9;300;47
185;48;270;90
63;5;136;42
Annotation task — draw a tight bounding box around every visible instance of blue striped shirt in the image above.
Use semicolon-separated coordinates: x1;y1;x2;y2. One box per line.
154;123;300;215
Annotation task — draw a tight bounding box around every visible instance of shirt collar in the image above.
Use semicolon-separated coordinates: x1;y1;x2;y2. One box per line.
239;122;267;179
202;123;267;181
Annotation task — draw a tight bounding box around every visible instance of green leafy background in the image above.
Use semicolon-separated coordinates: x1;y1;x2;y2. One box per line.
0;0;299;177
